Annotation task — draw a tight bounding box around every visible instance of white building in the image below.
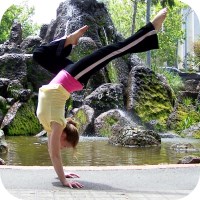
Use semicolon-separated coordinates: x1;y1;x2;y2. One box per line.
178;8;200;70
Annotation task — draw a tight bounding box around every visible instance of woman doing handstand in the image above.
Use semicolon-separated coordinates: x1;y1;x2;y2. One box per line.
33;8;167;188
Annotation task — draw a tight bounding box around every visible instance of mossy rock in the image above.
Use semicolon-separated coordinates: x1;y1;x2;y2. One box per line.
98;115;118;137
75;109;88;131
0;96;7;115
69;37;97;62
193;130;200;139
128;66;174;131
94;109;131;137
73;105;94;135
84;83;125;117
168;102;200;133
2;100;42;136
107;62;119;83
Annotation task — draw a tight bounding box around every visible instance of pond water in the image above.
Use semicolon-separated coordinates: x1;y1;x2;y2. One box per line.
1;136;200;166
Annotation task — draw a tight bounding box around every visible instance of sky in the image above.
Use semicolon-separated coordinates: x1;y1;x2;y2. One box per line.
0;0;64;24
27;0;64;24
0;0;200;25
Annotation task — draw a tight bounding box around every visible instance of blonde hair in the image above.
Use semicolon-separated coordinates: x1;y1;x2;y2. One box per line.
63;118;79;148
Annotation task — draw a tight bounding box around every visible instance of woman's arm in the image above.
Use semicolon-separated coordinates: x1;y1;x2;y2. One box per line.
48;122;83;188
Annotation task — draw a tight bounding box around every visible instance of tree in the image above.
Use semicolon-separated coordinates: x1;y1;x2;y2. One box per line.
0;1;39;43
104;0;186;68
150;2;187;67
146;0;152;67
107;0;134;38
131;0;138;34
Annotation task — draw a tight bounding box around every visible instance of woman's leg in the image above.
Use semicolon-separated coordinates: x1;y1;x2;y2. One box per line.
33;26;88;74
65;8;167;84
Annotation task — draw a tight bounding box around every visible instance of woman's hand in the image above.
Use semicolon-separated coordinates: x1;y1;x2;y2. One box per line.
63;180;84;188
65;173;80;178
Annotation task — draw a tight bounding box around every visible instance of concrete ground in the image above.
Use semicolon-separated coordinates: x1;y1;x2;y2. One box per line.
0;164;200;200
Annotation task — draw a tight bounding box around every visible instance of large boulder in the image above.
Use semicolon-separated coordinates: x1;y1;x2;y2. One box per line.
42;0;131;88
1;101;42;136
94;109;161;147
9;20;22;45
0;42;22;55
109;127;161;147
94;109;136;137
127;66;175;130
0;52;52;94
20;36;42;54
178;155;200;164
24;54;53;92
84;83;125;117
72;105;95;135
0;54;27;84
7;79;32;101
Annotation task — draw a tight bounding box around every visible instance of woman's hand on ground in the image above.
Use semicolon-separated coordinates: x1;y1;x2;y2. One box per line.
65;173;80;178
63;180;84;188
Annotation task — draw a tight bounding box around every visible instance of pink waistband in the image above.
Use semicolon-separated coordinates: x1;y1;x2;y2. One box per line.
49;70;83;93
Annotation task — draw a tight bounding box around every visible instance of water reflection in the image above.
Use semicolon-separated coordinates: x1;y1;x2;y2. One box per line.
1;136;200;166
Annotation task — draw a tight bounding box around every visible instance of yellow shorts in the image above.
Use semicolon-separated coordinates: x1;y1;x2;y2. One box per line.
36;84;70;133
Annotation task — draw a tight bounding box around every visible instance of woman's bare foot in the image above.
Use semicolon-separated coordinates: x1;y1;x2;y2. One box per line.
65;25;89;46
151;8;167;32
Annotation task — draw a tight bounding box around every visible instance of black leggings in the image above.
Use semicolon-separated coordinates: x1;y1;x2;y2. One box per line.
33;22;158;85
65;22;158;84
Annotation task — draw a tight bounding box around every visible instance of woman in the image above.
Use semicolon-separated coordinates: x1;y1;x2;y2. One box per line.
33;8;167;188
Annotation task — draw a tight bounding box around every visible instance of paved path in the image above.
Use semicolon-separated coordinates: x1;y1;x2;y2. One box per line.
0;164;200;200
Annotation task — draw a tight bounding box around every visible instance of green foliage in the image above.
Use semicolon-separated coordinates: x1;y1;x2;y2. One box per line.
7;101;42;136
0;1;39;43
193;40;200;70
107;0;134;38
74;109;88;132
153;67;184;94
169;101;200;133
158;0;175;8
194;40;200;60
107;63;119;83
132;72;174;131
141;1;186;67
99;116;118;137
182;97;193;107
178;111;200;131
193;131;200;139
65;97;73;112
106;0;186;68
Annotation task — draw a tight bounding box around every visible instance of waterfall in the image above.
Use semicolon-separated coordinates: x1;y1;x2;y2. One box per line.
102;27;109;45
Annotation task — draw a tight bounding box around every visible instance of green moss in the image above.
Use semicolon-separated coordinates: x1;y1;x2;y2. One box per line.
176;110;200;131
107;62;119;83
75;109;88;131
65;97;73;112
168;101;200;133
99;116;118;137
7;100;42;136
133;73;174;131
193;131;200;139
135;97;172;130
105;116;118;126
69;42;96;62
